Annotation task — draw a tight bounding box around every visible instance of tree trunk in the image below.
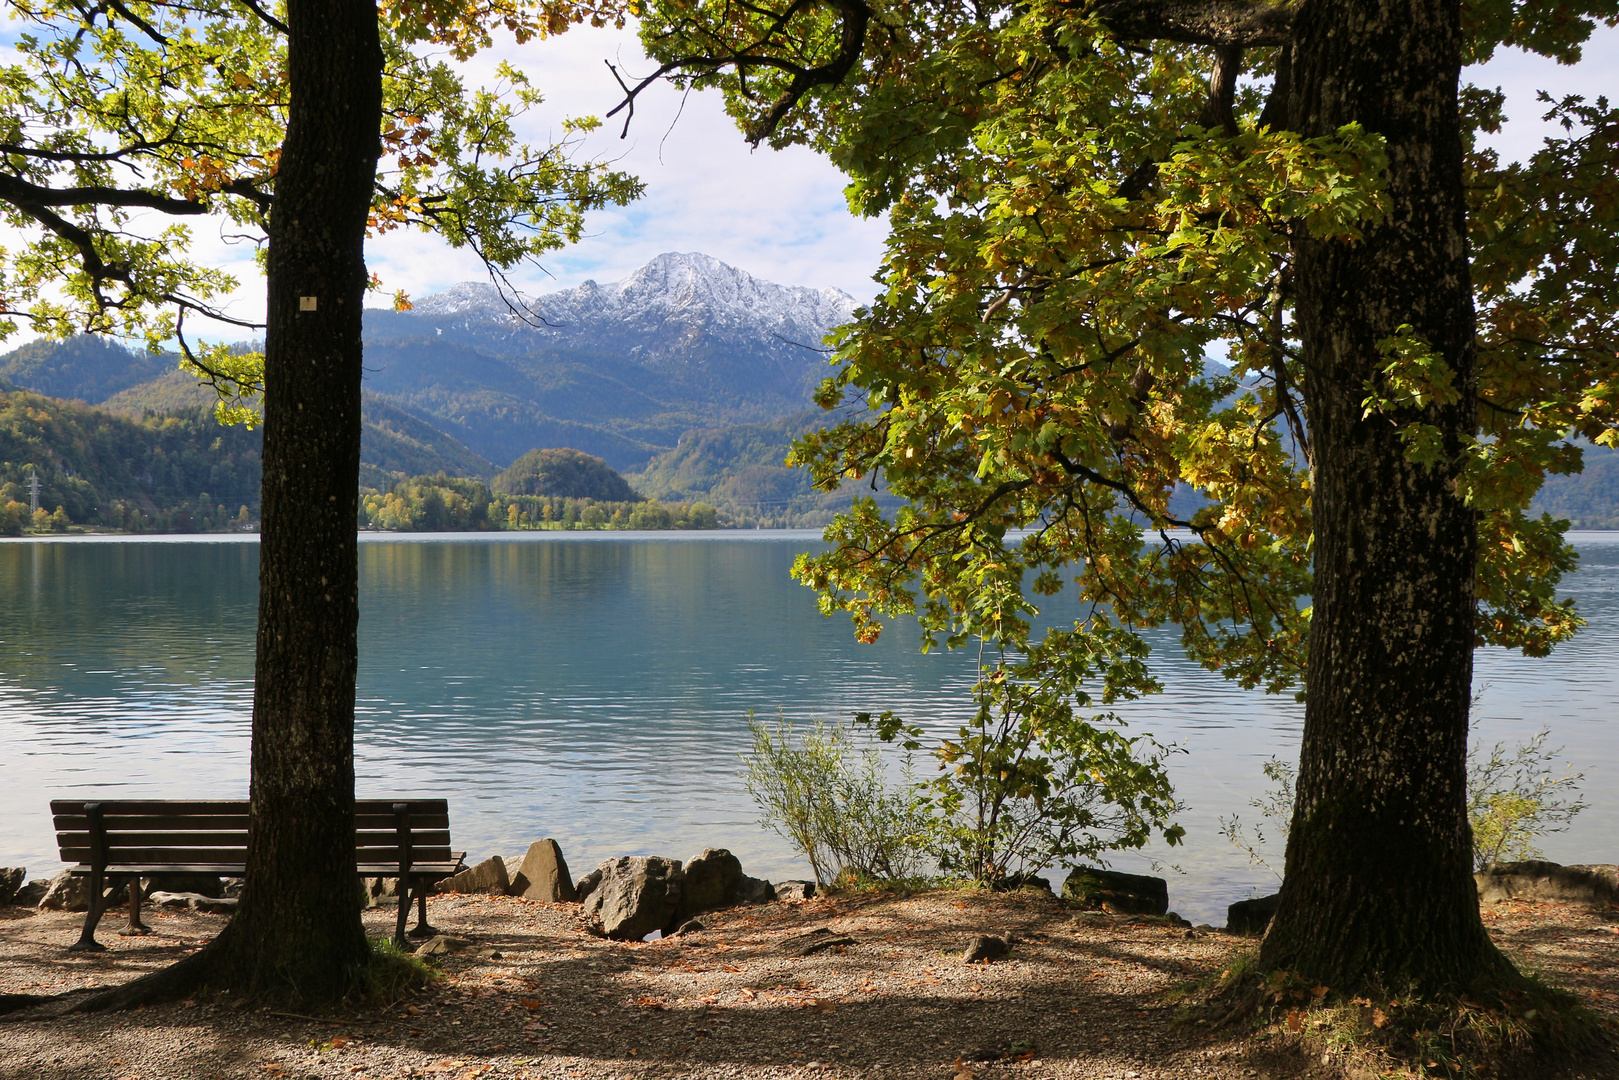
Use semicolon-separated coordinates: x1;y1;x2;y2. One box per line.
1259;0;1511;994
208;0;382;1001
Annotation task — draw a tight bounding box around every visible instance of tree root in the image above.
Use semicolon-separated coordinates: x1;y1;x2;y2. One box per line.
0;937;219;1019
1186;958;1617;1078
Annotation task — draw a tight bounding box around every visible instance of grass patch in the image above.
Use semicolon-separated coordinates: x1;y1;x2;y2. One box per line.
820;869;938;898
351;937;435;1004
1187;960;1612;1078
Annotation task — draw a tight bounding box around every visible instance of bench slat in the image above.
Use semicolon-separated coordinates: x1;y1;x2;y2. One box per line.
64;862;462;878
54;798;448;814
56;814;250;833
57;829;452;849
55;815;451;835
62;845;456;863
52;799;251;815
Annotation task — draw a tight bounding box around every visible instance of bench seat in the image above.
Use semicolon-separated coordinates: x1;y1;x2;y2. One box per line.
51;798;465;951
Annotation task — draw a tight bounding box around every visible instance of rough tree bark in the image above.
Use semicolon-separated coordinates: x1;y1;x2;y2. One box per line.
1258;0;1511;994
208;0;384;1001
57;0;386;1010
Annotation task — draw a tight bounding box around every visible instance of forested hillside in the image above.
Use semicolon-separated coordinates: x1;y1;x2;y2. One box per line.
626;411;905;527
0;389;260;534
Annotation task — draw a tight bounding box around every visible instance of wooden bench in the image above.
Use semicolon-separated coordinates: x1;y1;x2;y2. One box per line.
50;798;465;951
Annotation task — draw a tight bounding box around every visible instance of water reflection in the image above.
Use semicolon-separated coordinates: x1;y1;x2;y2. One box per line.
0;531;1613;925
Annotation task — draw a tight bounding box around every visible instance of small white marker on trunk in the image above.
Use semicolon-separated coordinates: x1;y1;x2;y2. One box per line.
299;296;317;311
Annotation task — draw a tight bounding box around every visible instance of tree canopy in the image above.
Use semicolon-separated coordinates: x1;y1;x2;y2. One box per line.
0;0;639;418
633;0;1619;1009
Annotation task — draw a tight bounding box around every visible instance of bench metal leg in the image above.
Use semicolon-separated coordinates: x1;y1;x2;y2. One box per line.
393;884;412;949
408;886;438;939
69;868;108;952
120;880;150;936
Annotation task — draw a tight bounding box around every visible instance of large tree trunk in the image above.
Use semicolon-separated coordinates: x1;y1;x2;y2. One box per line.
206;0;382;1001
1259;0;1511;994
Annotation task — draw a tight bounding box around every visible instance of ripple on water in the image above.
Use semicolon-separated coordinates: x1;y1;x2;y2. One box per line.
0;530;1613;925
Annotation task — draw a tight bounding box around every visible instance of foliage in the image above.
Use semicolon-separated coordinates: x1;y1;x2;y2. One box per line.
492;447;640;501
634;0;1619;748
742;640;1181;888
1468;730;1588;872
741;713;927;885
859;634;1183;884
1222;732;1587;878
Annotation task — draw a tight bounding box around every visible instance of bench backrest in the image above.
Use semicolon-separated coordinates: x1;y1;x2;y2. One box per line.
51;798;455;874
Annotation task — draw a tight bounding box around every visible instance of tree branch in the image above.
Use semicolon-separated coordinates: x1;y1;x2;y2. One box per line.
608;0;872;146
1096;0;1296;47
235;0;290;36
0;172;209;215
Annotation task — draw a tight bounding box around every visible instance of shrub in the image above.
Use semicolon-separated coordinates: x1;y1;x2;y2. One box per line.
741;713;926;885
865;637;1183;885
1468;729;1587;870
1221;728;1586;878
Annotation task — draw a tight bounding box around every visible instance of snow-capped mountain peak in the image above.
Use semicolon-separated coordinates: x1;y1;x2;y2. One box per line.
408;252;858;350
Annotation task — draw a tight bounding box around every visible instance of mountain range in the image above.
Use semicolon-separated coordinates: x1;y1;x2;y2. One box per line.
360;252;855;471
2;250;1616;530
0;253;862;521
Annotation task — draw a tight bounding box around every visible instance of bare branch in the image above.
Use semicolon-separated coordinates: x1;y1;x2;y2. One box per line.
606;0;873;146
235;0;290;36
0;172;210;215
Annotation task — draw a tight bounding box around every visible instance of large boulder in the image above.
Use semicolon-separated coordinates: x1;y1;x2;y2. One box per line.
1475;861;1619;907
1227;893;1281;936
144;873;225;898
1061;867;1168;915
437;856;510;895
738;876;774;905
0;867;23;905
677;849;743;920
510;839;577;903
582;856;685;941
39;870;91;912
14;879;48;907
574;867;604;904
774;880;816;902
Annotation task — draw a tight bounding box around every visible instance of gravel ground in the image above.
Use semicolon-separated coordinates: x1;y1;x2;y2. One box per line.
1;889;1616;1080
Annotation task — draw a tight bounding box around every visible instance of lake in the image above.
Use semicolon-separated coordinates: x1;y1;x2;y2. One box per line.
1;531;1614;926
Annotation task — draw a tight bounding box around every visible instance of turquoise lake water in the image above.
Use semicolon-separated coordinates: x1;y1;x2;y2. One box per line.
1;530;1614;926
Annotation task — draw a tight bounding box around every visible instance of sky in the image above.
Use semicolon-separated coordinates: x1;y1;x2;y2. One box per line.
8;16;1619;343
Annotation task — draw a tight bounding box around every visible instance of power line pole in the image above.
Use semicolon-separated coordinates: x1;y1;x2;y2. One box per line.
26;467;41;516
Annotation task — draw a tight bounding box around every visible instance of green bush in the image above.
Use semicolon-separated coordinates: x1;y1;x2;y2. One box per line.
864;635;1183;885
1468;729;1587;871
741;714;926;886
